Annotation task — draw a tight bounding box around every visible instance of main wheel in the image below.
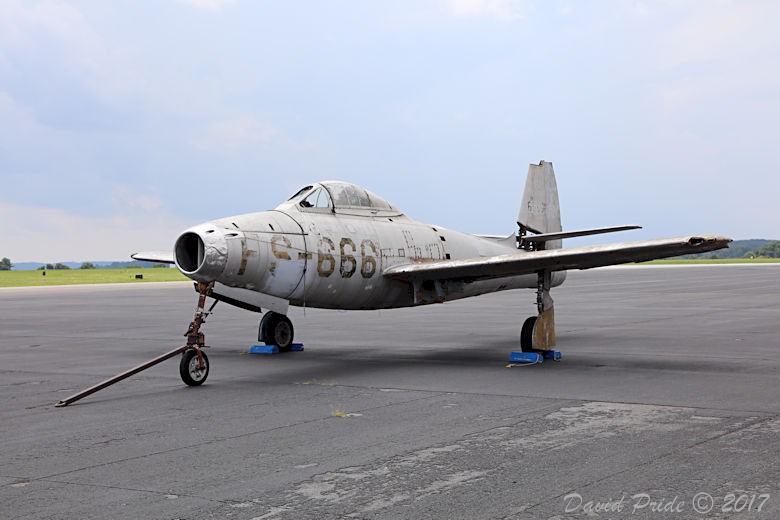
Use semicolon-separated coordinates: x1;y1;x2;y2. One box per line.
258;312;274;343
260;312;295;351
180;349;209;386
520;316;537;352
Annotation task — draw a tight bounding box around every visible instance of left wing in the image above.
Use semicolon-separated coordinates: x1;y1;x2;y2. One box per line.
131;251;175;264
383;235;731;282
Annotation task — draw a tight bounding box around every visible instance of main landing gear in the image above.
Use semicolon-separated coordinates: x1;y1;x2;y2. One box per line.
510;270;561;365
258;311;295;351
520;270;557;353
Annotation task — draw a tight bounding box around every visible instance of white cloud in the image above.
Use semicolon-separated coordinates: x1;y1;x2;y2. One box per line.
112;185;165;212
191;116;280;152
658;2;780;69
176;0;235;10
446;0;528;21
0;201;190;262
0;91;45;135
0;0;145;103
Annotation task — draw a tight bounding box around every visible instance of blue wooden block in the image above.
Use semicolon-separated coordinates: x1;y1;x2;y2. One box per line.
509;351;543;364
250;345;279;354
249;343;305;354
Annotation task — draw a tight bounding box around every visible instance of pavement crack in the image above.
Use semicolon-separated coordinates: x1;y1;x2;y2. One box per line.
515;413;778;517
31;391;446;482
32;478;232;505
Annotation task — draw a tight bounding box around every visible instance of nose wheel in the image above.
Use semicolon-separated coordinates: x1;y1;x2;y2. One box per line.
180;349;209;386
259;311;295;351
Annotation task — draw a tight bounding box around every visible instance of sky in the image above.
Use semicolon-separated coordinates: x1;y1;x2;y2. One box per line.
1;0;778;262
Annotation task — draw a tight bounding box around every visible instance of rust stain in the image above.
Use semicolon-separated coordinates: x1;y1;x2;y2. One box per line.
271;235;292;260
532;306;556;350
360;239;378;278
317;237;336;277
237;239;256;276
339;237;357;278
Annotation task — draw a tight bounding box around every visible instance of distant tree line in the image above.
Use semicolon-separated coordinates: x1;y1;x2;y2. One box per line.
679;239;780;259
36;263;72;270
747;241;780;258
0;260;172;271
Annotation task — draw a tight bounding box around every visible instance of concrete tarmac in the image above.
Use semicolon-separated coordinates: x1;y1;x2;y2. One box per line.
1;265;778;519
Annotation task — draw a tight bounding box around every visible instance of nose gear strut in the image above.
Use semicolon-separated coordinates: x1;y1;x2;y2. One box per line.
55;282;216;407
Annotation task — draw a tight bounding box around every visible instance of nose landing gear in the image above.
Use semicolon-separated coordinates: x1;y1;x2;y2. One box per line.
55;282;216;407
179;282;215;385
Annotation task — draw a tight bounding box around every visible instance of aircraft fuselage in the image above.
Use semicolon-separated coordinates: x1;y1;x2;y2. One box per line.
174;200;565;311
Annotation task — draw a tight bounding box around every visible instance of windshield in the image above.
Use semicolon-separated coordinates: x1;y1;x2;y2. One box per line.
299;187;333;209
287;185;313;201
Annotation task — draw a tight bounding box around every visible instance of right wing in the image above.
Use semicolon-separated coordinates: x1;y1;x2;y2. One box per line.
383;235;731;282
131;251;175;264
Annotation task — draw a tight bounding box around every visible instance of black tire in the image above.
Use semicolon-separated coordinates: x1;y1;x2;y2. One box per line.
262;312;294;351
258;312;274;343
180;349;209;386
520;316;537;352
266;313;295;352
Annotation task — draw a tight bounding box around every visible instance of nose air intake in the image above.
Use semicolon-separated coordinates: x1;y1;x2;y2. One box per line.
173;224;229;282
175;232;205;273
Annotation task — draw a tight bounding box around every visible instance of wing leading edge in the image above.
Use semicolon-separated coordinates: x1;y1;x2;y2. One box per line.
383;235;731;282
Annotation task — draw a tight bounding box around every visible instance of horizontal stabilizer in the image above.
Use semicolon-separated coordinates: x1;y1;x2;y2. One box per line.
521;225;641;244
131;251;175;264
384;235;731;282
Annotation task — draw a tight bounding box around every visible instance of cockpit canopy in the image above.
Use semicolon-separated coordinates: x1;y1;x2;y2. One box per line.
285;181;402;216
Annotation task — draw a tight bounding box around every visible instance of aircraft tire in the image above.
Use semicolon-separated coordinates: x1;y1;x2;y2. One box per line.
258;312;274;343
262;312;294;351
520;316;537;352
180;349;209;386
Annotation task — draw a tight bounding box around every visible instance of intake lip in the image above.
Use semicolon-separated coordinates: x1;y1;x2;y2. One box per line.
173;224;229;282
174;232;204;274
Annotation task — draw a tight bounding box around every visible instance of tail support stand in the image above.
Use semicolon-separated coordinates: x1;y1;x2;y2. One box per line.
534;270;556;350
55;282;215;407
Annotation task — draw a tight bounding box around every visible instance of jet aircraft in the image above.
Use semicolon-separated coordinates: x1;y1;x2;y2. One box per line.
132;161;730;386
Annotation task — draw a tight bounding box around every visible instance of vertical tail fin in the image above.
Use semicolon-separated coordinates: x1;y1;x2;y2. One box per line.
518;160;562;250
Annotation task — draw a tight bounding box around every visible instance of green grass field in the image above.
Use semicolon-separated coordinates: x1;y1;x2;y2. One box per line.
0;268;189;288
1;258;777;288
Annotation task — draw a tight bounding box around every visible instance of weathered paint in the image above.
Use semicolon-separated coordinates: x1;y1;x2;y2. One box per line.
167;175;731;313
